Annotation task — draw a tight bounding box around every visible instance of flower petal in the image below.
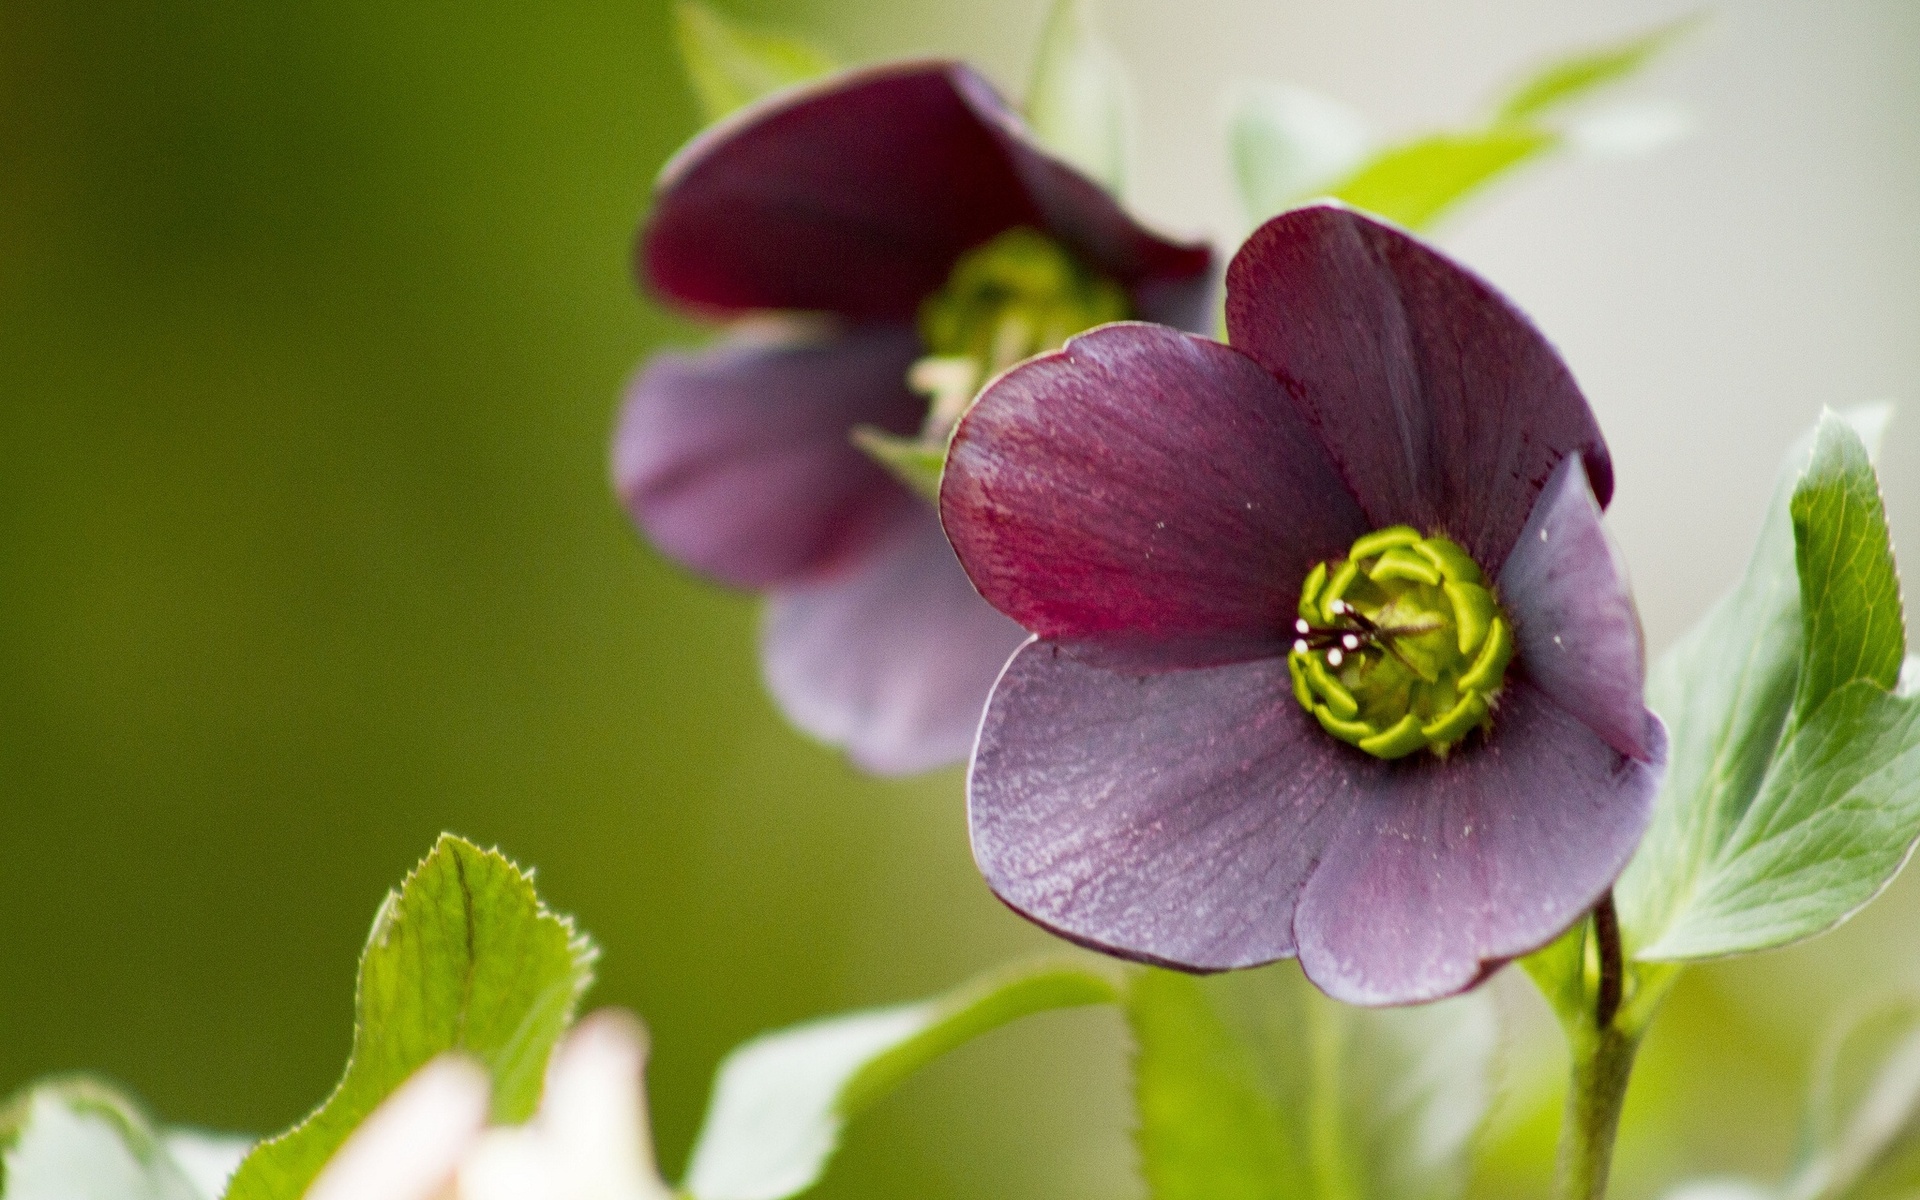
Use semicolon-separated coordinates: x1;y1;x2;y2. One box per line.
1498;455;1655;761
642;61;1212;327
1224;204;1612;575
613;325;922;589
968;641;1357;969
306;1056;491;1200
1291;680;1664;1005
763;502;1028;775
942;322;1369;669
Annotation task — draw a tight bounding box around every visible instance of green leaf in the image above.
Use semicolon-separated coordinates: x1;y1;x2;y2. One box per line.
1023;0;1131;194
851;426;945;506
225;835;597;1200
1327;129;1556;231
1;1078;209;1200
1228;81;1373;225
1126;964;1497;1200
1620;410;1920;961
1496;15;1700;124
680;958;1118;1200
673;1;836;125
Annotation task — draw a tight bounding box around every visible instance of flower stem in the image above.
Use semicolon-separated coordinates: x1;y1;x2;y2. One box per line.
1552;893;1643;1200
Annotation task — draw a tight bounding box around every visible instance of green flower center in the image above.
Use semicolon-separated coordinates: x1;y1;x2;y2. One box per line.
1288;526;1513;760
910;227;1130;435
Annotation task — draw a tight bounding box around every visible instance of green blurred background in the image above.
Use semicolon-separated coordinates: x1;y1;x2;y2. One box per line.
3;2;1918;1199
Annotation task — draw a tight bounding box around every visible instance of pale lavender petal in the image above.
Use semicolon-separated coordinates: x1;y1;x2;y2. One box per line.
1225;204;1611;575
942;323;1368;669
1292;681;1664;1005
763;502;1027;775
1499;455;1656;761
613;326;921;589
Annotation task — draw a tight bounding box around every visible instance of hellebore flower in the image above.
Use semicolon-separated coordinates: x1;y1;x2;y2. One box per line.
616;60;1214;774
940;203;1664;1005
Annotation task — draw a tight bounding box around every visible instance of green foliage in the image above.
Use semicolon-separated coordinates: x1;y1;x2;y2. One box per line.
680;958;1118;1200
0;1078;213;1200
224;835;597;1200
1024;0;1132;194
1126;965;1496;1200
1328;130;1556;231
851;427;946;505
673;1;836;125
1619;411;1920;962
1229;83;1373;230
1496;15;1700;123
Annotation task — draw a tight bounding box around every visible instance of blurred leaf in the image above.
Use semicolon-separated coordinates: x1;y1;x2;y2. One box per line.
1496;15;1699;123
157;1132;252;1200
851;427;945;506
0;1078;209;1200
674;1;836;125
1620;411;1920;960
1795;998;1920;1200
225;835;596;1200
1328;130;1555;231
1561;100;1695;159
1024;0;1131;194
1229;81;1373;225
1127;964;1497;1200
681;958;1119;1200
1520;918;1593;1032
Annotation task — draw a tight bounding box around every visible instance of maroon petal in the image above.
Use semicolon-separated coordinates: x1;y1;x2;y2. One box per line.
641;61;1212;327
612;325;922;590
1498;455;1656;761
942;323;1369;670
1291;681;1663;1005
763;502;1028;775
968;642;1357;969
1224;204;1612;575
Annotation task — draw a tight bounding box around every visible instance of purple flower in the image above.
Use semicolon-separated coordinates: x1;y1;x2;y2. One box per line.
940;204;1664;1005
615;60;1213;774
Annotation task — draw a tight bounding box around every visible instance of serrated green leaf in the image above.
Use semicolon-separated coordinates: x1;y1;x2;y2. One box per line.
851;426;945;505
673;1;835;125
681;958;1118;1200
1621;411;1920;961
1127;964;1496;1200
1496;15;1699;124
1228;81;1373;225
1327;129;1556;231
0;1078;209;1200
1023;0;1130;194
225;835;597;1200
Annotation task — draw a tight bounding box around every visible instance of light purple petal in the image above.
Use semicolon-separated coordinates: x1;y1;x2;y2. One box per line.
764;502;1028;775
942;323;1369;669
1292;681;1663;1005
1224;204;1612;575
641;61;1212;327
613;325;921;590
1498;455;1656;761
969;642;1357;969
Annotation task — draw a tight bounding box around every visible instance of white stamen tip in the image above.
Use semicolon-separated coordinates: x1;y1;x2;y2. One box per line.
1295;619;1310;634
1293;639;1309;655
1327;648;1344;667
1331;600;1348;614
1342;635;1360;650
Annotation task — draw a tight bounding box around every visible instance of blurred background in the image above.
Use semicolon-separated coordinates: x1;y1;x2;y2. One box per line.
3;1;1917;1198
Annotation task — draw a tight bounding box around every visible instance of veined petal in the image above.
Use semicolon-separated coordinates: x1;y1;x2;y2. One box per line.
641;61;1212;327
1292;681;1663;1005
763;502;1027;775
613;325;921;589
1498;454;1656;761
1225;204;1611;575
943;323;1368;669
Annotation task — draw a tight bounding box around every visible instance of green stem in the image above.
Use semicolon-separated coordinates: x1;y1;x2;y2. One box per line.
1552;893;1644;1200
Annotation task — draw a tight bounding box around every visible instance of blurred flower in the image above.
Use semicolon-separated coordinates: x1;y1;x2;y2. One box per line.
940;203;1664;1006
305;1011;669;1200
616;60;1213;774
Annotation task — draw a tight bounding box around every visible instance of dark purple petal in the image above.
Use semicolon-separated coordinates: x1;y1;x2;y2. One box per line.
1291;682;1663;1005
641;61;1213;327
969;642;1354;969
1498;455;1656;761
942;323;1369;669
764;502;1028;775
612;325;922;590
969;646;1662;1004
1224;204;1612;575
